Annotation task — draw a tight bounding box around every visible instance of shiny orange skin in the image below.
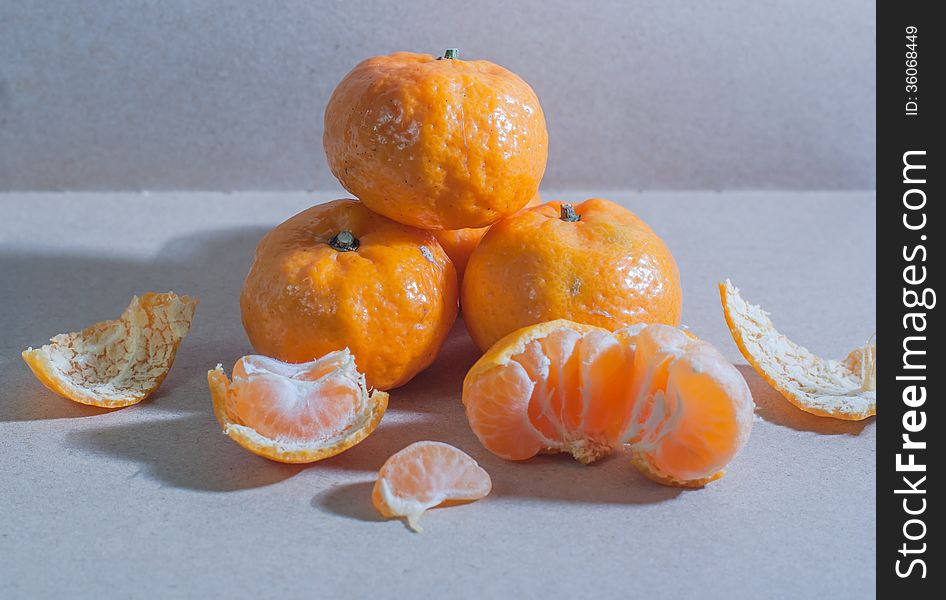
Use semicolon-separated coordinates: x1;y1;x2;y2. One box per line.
461;198;682;351
240;199;458;390
323;52;548;230
433;193;541;282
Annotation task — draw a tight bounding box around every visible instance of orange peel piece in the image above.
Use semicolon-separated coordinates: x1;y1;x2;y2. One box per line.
208;350;388;464
720;279;876;420
22;292;198;408
372;441;492;531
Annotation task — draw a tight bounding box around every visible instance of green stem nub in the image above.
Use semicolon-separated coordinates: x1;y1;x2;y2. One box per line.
560;203;580;222
442;48;460;60
329;230;360;252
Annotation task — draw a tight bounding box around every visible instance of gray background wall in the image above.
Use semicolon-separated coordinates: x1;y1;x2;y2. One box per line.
1;1;875;191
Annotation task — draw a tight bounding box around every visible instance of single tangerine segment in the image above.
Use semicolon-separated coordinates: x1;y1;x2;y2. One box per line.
22;292;198;408
208;350;388;464
720;279;876;420
462;320;754;487
372;441;492;532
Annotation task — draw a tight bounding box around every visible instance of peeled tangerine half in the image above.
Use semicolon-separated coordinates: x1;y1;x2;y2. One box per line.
208;350;388;463
462;320;754;487
22;292;198;408
720;279;876;421
373;441;492;532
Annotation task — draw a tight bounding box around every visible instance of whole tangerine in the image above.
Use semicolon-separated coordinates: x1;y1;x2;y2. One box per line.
461;198;682;351
240;199;458;390
323;49;548;230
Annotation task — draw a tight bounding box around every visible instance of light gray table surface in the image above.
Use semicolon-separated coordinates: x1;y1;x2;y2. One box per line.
0;191;875;599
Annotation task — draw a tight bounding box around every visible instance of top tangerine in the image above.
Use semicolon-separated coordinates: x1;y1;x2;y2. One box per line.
323;50;548;230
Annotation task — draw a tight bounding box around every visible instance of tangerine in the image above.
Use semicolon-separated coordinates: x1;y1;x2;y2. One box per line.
462;320;753;487
324;50;547;230
462;198;682;351
241;199;458;390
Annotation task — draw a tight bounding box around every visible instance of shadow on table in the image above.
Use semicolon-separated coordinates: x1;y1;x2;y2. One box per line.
0;226;268;422
739;365;873;436
313;410;683;522
5;225;305;491
63;321;477;495
310;317;686;516
61;321;479;494
67;411;304;492
312;482;384;522
313;439;683;525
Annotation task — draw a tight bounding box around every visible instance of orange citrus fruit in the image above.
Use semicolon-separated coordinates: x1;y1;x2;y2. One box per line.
462;320;753;487
433;193;541;283
240;199;458;390
208;350;388;463
720;279;876;420
22;292;198;408
372;441;492;531
461;198;682;351
323;50;548;230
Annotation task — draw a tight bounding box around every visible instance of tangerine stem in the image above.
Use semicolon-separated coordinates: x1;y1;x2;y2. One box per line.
329;230;360;252
443;48;459;59
560;203;580;222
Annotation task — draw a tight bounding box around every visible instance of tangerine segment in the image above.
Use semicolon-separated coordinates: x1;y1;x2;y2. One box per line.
208;350;388;464
463;320;633;464
463;320;753;487
22;292;198;408
720;279;876;421
618;324;754;487
372;441;492;532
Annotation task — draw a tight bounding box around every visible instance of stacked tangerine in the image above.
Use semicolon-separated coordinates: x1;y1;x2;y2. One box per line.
242;49;684;389
228;49;748;508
